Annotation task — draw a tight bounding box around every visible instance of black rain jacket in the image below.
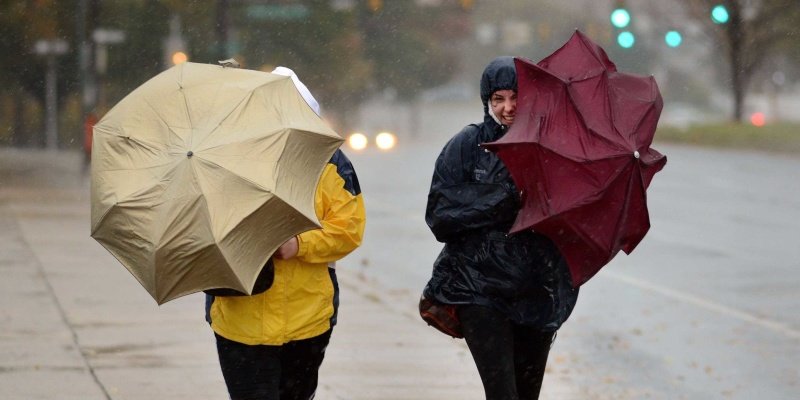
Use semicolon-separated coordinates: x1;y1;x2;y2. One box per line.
422;57;578;331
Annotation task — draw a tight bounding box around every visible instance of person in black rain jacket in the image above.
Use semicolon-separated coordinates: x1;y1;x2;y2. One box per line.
422;56;579;400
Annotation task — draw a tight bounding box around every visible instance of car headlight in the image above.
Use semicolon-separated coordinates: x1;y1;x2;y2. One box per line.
347;133;368;151
375;132;396;151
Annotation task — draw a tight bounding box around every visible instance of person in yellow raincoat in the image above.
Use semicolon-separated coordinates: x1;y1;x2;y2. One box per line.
205;67;366;400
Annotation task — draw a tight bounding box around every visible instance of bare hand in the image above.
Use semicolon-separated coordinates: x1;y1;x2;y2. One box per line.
273;236;299;260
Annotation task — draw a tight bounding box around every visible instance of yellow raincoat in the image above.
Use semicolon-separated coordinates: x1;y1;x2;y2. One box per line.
208;150;365;345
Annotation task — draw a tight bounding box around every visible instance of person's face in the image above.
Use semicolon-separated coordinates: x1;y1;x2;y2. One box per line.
490;89;517;126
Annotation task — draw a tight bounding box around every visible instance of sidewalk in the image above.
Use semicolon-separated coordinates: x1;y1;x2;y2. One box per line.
0;149;575;399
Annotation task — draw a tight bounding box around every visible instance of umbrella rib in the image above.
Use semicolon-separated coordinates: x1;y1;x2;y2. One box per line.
198;127;286;154
581;158;630;204
94;159;176;173
625;90;659;150
576;33;615;73
605;76;655;150
549;162;633;262
194;78;287;151
193;90;253;151
610;164;641;254
132;94;190;150
91;129;172;171
190;156;310;251
544;149;632;216
180;79;195;148
178;64;195;138
193;155;273;198
192;156;309;217
95;123;165;153
563;80;629;156
151;204;248;301
564;39;632;151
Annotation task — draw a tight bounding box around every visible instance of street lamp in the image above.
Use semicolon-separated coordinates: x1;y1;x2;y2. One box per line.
92;28;126;112
164;15;188;67
33;39;69;150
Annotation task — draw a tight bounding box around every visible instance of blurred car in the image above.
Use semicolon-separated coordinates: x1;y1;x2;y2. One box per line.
346;131;397;152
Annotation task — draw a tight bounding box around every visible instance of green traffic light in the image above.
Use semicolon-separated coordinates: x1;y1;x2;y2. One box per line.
665;31;682;47
617;31;635;48
610;8;631;28
711;5;729;24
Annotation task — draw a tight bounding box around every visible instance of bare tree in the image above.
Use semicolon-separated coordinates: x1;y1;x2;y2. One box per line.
679;0;800;121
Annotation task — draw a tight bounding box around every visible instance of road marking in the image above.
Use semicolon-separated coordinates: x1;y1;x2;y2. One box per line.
603;270;800;340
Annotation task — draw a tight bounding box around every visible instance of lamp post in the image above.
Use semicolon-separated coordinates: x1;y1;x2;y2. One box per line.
92;28;126;112
164;15;188;67
33;39;69;150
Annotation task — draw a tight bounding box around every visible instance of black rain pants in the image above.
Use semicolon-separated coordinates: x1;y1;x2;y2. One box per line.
215;329;332;400
459;305;556;400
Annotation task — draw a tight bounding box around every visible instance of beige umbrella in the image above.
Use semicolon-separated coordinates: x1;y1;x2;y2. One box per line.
90;62;342;305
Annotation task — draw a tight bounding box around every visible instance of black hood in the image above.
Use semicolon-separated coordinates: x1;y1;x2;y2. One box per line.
479;56;517;115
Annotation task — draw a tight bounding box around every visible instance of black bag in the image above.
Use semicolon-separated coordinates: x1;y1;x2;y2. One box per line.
203;259;274;297
418;295;463;338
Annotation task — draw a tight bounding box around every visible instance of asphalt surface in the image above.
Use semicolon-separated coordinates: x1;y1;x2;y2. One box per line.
345;139;800;400
0;148;574;399
1;141;798;399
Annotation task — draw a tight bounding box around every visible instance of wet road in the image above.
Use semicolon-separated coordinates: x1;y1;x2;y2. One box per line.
345;139;800;399
1;139;797;399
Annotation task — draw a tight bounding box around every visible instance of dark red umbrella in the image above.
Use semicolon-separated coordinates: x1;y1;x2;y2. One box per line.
483;30;667;287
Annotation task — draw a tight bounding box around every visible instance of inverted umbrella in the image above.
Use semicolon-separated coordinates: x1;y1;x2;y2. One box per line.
483;30;667;287
91;62;342;304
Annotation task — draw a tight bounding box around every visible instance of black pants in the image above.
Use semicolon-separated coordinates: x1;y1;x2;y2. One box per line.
215;330;332;400
458;305;555;400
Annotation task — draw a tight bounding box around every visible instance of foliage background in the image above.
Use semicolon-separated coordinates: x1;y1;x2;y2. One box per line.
2;0;800;150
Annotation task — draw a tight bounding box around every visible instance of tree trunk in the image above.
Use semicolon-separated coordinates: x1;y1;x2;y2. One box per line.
726;1;746;122
730;47;745;122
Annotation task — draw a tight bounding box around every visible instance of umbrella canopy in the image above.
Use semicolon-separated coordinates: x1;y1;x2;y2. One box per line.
90;62;343;304
483;30;667;287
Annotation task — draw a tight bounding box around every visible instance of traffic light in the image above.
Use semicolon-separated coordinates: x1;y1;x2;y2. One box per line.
610;8;631;29
664;31;682;48
610;2;633;48
711;4;729;24
617;31;635;49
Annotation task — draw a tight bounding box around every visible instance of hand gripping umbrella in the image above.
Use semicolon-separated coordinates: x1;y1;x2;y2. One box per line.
90;62;342;304
483;31;667;287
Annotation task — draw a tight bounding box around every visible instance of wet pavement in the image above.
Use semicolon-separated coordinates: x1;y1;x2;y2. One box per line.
1;142;798;399
0;148;538;399
345;139;800;400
